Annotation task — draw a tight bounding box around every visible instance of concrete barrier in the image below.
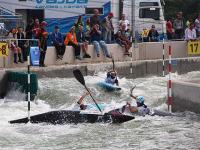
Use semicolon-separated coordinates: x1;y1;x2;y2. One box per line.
172;80;200;113
1;41;200;68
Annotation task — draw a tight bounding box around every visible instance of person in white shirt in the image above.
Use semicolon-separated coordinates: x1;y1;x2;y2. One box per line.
119;14;130;31
195;13;200;38
185;23;197;41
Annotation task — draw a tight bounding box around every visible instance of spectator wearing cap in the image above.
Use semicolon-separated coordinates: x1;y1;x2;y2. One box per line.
101;12;114;44
38;21;48;67
76;25;91;58
64;26;81;60
185;23;197;41
51;26;66;60
148;25;159;42
90;24;111;58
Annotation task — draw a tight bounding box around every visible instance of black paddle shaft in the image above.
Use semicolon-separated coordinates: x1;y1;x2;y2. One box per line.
73;69;102;112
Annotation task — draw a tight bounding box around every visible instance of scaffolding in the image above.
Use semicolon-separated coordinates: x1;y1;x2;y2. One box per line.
0;6;24;37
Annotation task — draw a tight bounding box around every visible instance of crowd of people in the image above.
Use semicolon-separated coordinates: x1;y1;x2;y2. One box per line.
166;12;200;41
5;10;200;66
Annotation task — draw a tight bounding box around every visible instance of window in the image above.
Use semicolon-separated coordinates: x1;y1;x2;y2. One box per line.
139;8;160;20
85;8;103;15
139;2;159;7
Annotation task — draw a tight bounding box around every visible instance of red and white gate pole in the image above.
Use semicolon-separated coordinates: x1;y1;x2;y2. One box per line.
162;38;165;77
168;46;172;113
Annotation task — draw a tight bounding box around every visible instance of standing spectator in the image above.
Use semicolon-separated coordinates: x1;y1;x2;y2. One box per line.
119;14;130;31
85;19;91;43
51;26;66;60
33;18;40;38
173;12;184;39
7;28;23;64
64;26;81;60
76;25;91;58
75;15;84;33
90;24;111;58
17;27;26;62
148;25;159;42
195;13;200;38
101;12;114;44
25;19;34;39
38;21;48;67
185;23;197;41
90;9;101;28
166;19;174;40
115;24;132;55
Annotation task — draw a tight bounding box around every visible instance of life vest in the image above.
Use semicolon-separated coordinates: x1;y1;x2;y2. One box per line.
105;76;117;85
142;29;149;38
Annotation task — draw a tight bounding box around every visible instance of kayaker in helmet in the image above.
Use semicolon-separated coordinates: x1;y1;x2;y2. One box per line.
125;94;150;116
105;70;119;86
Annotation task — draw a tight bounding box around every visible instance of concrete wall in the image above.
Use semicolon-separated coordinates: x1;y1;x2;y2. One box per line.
172;80;200;113
0;70;8;98
1;41;199;68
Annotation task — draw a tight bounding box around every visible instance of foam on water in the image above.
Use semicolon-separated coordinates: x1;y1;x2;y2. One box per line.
0;71;200;149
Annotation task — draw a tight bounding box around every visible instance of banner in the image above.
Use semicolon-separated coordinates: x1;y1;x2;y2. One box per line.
0;42;9;57
187;40;200;55
30;47;40;66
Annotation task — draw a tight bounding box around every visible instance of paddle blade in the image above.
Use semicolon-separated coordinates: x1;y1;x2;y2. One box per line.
112;57;115;70
73;69;85;86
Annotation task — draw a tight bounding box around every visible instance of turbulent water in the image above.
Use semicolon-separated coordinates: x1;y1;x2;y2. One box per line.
0;71;200;150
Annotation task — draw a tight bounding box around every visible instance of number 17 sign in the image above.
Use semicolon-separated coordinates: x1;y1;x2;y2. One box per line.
187;40;200;55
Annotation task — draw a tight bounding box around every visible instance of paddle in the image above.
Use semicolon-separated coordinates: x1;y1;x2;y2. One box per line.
112;57;115;71
73;69;102;112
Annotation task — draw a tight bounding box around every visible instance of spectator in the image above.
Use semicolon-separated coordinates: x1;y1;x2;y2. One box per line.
76;25;91;58
85;19;91;43
141;28;149;42
173;12;184;39
64;26;81;60
17;27;26;62
75;15;84;33
7;28;23;64
119;14;130;31
185;23;197;41
90;24;111;58
51;26;66;60
101;12;114;44
33;18;40;38
115;24;132;55
90;9;101;28
38;21;48;67
166;19;174;40
148;25;159;42
195;13;200;38
25;19;34;39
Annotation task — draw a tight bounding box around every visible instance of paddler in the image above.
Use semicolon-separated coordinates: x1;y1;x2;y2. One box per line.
105;70;119;86
124;94;150;116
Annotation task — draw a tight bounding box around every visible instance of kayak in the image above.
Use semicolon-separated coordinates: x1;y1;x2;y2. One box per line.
9;109;134;125
98;81;121;91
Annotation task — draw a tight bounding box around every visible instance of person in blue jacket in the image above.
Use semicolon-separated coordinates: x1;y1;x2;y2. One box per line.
105;70;119;86
51;26;66;60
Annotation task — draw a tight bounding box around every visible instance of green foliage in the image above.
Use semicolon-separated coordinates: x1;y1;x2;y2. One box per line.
164;0;200;21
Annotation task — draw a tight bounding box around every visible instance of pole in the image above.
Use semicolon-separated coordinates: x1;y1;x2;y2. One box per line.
168;45;172;113
162;38;165;77
27;40;31;122
130;0;135;74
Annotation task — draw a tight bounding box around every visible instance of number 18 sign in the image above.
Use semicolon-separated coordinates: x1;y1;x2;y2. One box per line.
187;40;200;55
0;42;9;57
